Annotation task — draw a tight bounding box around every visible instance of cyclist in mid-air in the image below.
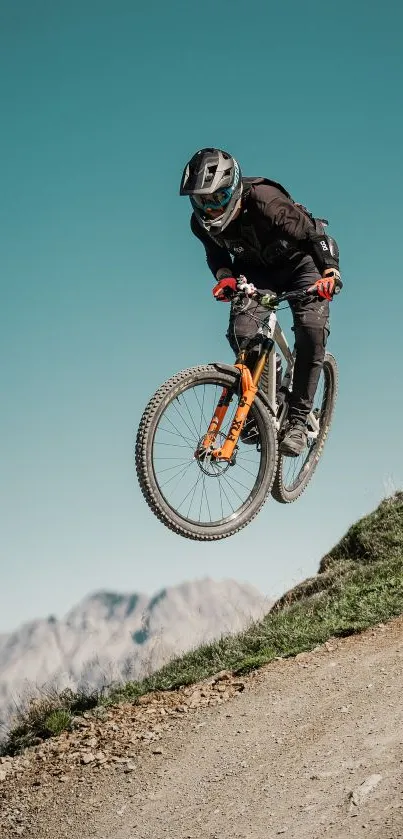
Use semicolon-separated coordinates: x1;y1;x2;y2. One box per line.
180;147;341;456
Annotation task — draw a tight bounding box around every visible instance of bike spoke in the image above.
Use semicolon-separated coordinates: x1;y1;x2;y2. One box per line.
153;441;192;449
194;385;207;438
171;398;200;444
198;475;206;522
218;477;224;520
202;476;212;522
218;477;237;516
153;456;194;460
219;473;249;505
221;471;255;494
159;460;197;491
236;462;261;479
176;471;203;516
157;420;195;448
176;392;203;440
154;459;194;476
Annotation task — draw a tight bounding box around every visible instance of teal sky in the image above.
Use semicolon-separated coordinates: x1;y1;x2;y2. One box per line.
1;0;402;631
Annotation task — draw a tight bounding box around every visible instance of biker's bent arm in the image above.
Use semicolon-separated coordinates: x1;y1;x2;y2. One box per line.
190;213;234;280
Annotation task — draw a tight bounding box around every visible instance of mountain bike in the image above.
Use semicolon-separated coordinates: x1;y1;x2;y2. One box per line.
136;278;338;540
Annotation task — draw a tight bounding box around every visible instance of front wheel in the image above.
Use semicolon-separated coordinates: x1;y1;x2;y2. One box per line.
271;353;338;504
136;364;278;540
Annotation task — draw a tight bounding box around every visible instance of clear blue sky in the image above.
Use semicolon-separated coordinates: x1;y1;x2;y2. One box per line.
1;0;402;631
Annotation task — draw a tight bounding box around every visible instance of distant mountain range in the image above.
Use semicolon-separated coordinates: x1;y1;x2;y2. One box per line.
0;578;269;727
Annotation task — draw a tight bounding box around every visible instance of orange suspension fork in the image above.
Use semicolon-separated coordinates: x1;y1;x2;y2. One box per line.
199;387;232;450
211;355;266;461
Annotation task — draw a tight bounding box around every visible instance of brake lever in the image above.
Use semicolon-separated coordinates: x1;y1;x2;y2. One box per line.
237;276;257;297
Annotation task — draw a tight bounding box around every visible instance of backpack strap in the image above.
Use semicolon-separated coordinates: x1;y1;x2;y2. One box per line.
244;178;329;232
242;176;292;199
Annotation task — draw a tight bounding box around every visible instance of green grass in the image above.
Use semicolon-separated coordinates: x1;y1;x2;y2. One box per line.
1;689;101;756
2;492;402;757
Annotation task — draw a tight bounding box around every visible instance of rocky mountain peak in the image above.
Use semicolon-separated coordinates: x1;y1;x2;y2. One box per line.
0;578;268;728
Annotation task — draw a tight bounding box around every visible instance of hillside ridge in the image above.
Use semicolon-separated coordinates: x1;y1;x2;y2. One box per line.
0;491;402;839
0;578;267;730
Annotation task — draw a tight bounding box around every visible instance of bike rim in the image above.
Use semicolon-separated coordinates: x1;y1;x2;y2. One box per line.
151;379;267;527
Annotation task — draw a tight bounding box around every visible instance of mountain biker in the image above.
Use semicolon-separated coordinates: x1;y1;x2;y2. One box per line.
180;147;341;456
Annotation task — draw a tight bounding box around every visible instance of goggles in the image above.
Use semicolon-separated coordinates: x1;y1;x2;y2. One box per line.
191;186;233;213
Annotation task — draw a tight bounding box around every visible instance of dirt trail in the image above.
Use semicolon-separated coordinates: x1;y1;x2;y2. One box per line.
2;618;403;839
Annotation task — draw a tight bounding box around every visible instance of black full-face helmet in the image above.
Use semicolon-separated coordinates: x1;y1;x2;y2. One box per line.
180;147;242;232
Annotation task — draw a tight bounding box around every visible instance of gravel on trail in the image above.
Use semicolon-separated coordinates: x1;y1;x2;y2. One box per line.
1;617;403;839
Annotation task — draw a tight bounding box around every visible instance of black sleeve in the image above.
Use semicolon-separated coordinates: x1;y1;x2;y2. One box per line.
250;186;339;273
190;213;233;278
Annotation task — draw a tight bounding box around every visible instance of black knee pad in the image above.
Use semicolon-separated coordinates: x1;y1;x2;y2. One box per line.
293;321;329;361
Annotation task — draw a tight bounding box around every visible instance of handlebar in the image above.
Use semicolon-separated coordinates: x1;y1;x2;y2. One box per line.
233;275;341;307
233;278;312;309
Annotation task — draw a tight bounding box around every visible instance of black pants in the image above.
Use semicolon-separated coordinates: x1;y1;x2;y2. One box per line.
226;256;330;423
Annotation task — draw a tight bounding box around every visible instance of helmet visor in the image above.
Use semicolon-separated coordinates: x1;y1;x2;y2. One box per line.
191;186;233;213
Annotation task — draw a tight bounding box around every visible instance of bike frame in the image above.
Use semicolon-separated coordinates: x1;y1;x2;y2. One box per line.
199;290;320;462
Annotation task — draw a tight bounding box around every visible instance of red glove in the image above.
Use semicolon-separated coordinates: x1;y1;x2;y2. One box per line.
308;268;341;301
212;277;237;301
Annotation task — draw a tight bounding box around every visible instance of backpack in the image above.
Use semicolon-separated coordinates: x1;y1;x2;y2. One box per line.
242;177;338;261
243;177;329;235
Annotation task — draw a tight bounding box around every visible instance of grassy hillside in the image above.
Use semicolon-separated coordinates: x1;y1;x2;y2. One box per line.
2;492;402;756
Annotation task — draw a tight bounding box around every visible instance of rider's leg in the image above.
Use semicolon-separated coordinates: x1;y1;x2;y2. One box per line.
226;298;282;388
289;310;330;422
280;260;330;456
226;297;266;357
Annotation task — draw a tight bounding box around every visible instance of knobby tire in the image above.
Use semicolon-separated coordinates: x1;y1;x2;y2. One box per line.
136;364;278;540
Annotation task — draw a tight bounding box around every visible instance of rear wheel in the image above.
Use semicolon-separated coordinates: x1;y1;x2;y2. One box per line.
271;353;338;504
136;364;278;540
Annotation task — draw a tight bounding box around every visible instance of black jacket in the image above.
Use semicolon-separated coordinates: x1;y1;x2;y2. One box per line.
191;178;339;278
